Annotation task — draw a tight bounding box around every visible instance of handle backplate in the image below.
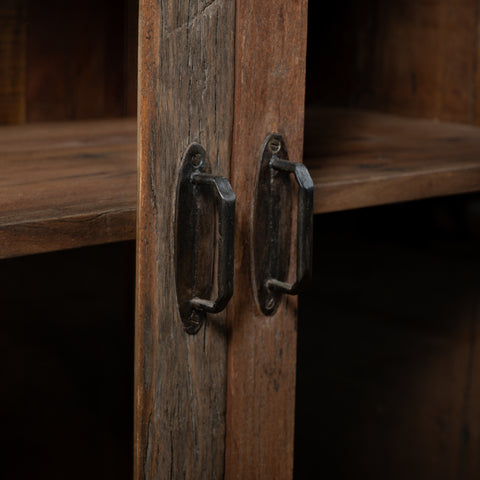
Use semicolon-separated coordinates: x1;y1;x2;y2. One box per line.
175;143;235;334
252;134;313;316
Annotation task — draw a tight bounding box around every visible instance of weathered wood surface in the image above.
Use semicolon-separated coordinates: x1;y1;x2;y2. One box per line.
135;0;235;478
305;108;480;213
0;119;136;258
0;0;25;124
225;1;308;478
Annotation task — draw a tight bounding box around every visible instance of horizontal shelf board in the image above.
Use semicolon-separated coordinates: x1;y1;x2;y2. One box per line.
4;110;480;258
0;118;137;259
304;108;480;213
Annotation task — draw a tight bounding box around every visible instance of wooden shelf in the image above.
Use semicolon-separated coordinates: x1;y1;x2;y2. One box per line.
0;118;136;259
304;108;480;214
4;109;480;259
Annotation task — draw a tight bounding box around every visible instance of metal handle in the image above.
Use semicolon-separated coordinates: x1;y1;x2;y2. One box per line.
190;173;235;313
175;143;235;334
266;158;313;295
252;133;313;315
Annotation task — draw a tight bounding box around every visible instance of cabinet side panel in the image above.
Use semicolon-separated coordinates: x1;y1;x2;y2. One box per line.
226;1;308;478
135;0;235;478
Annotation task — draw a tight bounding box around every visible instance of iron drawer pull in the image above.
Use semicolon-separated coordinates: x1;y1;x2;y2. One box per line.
252;133;313;315
266;158;313;295
190;173;235;313
175;143;235;334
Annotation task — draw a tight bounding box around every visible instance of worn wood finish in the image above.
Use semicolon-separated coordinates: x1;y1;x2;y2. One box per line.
136;0;235;478
0;119;136;258
225;1;308;478
305;108;480;214
0;0;25;124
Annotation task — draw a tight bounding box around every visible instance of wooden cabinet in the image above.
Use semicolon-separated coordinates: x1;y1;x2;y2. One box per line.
296;2;480;479
1;1;307;478
135;1;307;478
4;0;480;479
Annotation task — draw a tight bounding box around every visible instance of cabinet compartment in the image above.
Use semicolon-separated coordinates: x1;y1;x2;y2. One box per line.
296;194;480;479
297;1;480;477
0;5;137;477
304;0;480;213
0;242;135;479
0;0;138;259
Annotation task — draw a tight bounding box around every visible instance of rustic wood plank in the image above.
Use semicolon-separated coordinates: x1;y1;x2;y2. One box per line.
0;0;25;124
305;108;480;214
0;118;136;258
135;0;235;478
225;1;308;478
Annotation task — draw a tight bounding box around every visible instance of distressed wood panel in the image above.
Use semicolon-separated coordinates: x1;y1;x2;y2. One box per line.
225;0;308;478
135;0;235;478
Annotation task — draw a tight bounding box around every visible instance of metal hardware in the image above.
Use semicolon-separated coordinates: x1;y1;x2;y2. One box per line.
252;133;313;315
175;143;236;334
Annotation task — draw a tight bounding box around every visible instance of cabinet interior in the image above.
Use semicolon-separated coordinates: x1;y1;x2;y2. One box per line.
296;195;480;479
3;0;480;478
0;241;135;479
0;0;138;258
297;1;480;479
0;3;137;478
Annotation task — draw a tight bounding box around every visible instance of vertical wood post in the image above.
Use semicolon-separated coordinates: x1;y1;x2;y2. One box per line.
226;1;309;478
135;1;235;478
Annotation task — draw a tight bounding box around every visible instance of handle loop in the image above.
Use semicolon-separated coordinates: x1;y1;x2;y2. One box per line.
175;143;235;334
266;158;313;295
190;173;235;313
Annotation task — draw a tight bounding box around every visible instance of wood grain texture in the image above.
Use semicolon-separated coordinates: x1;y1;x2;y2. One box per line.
0;0;25;124
135;0;234;478
0;119;136;258
305;108;480;214
225;1;308;478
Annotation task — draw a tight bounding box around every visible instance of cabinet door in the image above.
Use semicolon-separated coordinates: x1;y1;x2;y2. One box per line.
135;1;235;478
226;1;308;478
136;1;308;478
